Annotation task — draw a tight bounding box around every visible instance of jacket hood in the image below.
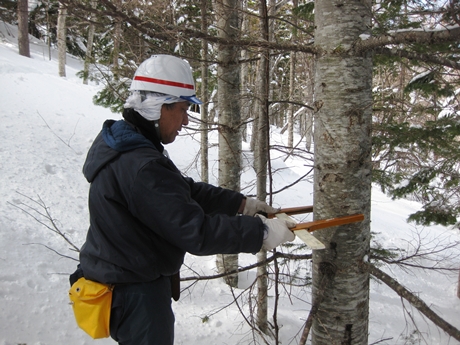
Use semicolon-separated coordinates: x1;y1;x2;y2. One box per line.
83;120;155;182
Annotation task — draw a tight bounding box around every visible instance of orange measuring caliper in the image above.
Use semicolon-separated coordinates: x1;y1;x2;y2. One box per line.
267;206;364;250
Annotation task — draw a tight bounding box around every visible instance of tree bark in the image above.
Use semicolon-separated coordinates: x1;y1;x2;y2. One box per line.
112;0;123;80
214;0;241;288
458;269;460;299
57;2;67;77
303;54;314;152
200;0;209;183
17;0;30;58
287;49;296;149
311;0;373;344
287;0;298;150
255;0;271;334
240;0;250;142
83;0;97;85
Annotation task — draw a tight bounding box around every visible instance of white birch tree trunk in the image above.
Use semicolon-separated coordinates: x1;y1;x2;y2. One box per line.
240;0;250;142
255;0;270;334
200;0;209;183
214;0;241;288
311;0;373;344
57;2;67;77
17;0;30;58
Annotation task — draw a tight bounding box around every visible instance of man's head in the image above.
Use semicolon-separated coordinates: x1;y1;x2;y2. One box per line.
159;101;190;144
124;55;202;144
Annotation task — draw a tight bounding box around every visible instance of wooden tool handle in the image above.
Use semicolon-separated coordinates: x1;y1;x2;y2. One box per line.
268;206;313;218
291;214;364;232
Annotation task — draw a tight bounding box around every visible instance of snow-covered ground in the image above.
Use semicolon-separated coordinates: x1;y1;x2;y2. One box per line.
1;22;459;345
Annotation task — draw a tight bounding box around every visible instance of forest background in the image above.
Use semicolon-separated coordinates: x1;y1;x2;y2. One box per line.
1;0;460;344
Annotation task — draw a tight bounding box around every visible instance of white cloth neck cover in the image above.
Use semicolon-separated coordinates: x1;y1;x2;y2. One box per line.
124;91;184;121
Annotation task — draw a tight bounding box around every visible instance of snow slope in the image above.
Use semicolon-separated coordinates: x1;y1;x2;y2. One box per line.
0;22;459;345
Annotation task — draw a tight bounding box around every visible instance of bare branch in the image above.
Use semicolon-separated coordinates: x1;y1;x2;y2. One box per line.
299;262;337;345
8;192;81;255
180;252;312;282
371;229;460;273
367;263;460;342
37;111;79;154
369;337;394;344
23;243;79;261
271;169;314;195
229;284;272;345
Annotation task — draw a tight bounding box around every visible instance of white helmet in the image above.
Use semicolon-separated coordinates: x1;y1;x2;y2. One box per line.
130;55;202;104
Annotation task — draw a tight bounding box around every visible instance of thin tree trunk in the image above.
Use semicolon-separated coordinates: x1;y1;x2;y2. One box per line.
293;53;315;151
288;49;296;149
46;1;51;60
112;0;122;80
255;0;270;334
256;250;268;334
215;0;241;288
458;269;460;299
304;56;314;151
83;0;97;85
311;0;373;344
57;2;67;77
300;262;337;345
200;0;209;183
250;98;259;152
240;0;249;142
17;0;30;58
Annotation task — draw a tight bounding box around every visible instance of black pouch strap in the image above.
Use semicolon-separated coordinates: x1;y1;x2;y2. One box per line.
170;272;180;301
69;265;84;287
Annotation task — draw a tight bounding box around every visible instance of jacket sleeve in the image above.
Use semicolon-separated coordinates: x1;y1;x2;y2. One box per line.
183;177;244;216
128;157;264;256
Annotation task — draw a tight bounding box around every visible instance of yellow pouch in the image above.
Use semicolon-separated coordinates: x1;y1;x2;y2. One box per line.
69;277;113;339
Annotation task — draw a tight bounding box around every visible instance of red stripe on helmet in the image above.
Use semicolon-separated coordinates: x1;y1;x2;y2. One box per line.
134;76;194;90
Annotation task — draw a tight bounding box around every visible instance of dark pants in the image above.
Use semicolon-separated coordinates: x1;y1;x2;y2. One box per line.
110;276;175;345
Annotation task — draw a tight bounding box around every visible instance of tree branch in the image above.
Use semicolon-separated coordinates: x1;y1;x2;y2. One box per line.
367;263;460;342
375;47;460;70
180;252;312;282
355;26;460;53
8;192;81;254
58;0;319;56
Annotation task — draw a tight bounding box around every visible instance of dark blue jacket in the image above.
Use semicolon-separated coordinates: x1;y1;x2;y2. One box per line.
79;120;264;284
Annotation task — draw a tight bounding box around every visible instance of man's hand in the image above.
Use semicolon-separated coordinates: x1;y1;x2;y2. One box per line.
256;214;296;251
243;197;279;216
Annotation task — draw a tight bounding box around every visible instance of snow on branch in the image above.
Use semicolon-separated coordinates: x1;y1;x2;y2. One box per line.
355;26;460;53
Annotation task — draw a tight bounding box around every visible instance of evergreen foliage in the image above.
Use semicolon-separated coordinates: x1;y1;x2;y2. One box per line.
372;0;460;228
92;76;129;113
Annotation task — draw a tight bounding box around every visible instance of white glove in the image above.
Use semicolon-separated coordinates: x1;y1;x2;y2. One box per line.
256;214;296;251
243;197;279;216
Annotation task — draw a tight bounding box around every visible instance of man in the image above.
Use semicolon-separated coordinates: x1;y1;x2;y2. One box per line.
73;55;295;345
